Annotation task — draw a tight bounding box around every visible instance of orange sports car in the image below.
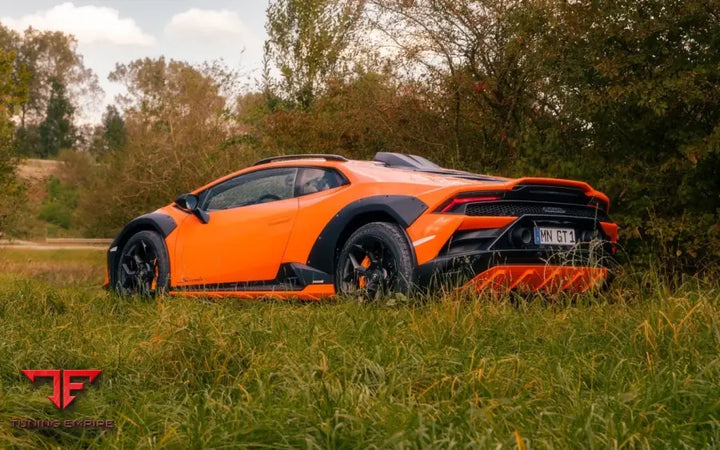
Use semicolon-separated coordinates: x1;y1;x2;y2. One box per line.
105;153;617;299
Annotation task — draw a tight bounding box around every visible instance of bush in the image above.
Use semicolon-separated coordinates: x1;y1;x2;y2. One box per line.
37;176;78;229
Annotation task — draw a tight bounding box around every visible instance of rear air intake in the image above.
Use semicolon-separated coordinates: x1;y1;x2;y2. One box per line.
464;202;609;220
436;188;610;220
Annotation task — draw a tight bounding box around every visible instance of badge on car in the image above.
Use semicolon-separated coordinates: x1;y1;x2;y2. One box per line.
534;227;576;246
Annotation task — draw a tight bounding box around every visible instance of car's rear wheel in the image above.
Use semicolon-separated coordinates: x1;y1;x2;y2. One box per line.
335;222;415;300
114;230;170;297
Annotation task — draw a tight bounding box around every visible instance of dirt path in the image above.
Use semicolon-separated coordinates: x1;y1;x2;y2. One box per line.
0;239;107;251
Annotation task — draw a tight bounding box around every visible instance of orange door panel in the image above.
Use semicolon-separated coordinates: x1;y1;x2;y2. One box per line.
174;198;299;285
282;187;354;264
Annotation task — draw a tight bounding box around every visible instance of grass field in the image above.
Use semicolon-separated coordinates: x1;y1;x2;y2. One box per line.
0;249;718;448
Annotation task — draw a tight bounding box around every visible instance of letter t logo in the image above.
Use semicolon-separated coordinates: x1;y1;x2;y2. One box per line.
22;369;102;409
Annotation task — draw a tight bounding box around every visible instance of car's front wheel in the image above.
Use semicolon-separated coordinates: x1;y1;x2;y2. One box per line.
335;222;415;300
114;230;170;297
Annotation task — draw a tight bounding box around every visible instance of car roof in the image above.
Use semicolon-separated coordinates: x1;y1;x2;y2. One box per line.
189;152;609;205
251;153;509;183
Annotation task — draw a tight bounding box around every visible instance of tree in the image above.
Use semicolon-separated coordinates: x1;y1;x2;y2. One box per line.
0;23;101;155
535;0;720;270
102;105;127;152
38;77;75;158
76;57;256;236
0;47;29;235
264;0;365;109
364;0;554;167
14;26;101;127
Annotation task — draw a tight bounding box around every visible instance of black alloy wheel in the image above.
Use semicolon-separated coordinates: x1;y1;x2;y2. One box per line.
336;222;414;300
115;230;169;297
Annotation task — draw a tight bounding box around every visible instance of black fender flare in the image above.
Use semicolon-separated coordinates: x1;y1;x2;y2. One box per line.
107;212;177;288
305;195;428;276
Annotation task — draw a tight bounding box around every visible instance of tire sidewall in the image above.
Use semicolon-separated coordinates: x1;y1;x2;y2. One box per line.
335;222;415;297
114;230;170;296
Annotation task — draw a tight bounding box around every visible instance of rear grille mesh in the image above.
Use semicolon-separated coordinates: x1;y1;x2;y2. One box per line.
465;202;608;220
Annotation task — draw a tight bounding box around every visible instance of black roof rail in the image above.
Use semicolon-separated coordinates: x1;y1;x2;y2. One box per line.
253;154;349;166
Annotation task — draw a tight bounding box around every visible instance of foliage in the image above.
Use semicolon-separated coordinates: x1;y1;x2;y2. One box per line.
1;24;100;126
37;176;78;229
38;78;75;158
74;58;265;237
83;106;128;157
0;250;719;447
264;0;365;109
0;23;100;156
0;47;28;236
255;73;456;162
533;0;720;273
101;105;127;152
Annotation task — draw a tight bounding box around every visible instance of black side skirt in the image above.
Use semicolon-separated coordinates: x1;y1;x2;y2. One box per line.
173;263;332;292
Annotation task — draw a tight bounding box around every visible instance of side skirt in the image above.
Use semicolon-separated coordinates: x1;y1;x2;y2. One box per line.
172;262;333;293
170;284;335;300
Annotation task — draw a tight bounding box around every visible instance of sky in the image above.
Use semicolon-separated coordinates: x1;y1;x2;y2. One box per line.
0;1;270;123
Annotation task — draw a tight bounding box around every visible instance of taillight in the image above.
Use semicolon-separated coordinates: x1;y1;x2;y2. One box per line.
438;194;503;213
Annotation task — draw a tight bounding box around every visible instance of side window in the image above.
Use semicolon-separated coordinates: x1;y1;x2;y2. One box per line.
295;168;346;196
203;168;298;211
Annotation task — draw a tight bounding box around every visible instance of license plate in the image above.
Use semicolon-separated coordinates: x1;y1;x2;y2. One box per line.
534;227;576;246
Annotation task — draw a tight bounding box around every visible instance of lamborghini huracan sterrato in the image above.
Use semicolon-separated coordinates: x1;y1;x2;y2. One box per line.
105;153;618;299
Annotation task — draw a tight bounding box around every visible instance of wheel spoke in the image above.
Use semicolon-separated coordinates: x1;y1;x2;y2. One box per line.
133;254;144;266
339;233;406;300
122;263;136;276
116;237;162;297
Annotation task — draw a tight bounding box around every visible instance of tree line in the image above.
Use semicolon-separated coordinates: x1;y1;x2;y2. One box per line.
1;0;718;273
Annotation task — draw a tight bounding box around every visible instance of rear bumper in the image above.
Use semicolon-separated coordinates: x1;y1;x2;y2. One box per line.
413;246;615;294
412;213;616;294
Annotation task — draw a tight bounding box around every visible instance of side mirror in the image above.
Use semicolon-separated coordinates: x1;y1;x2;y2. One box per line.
174;193;209;224
175;193;197;210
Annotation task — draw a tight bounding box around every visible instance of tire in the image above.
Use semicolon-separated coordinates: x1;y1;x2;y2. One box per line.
335;222;415;299
114;230;170;297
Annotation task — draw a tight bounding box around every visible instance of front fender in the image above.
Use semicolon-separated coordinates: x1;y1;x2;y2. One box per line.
105;211;178;289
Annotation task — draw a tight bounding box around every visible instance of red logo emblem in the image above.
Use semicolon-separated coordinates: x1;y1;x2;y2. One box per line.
22;369;102;409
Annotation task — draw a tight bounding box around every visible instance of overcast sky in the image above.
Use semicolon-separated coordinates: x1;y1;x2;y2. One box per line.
1;1;270;122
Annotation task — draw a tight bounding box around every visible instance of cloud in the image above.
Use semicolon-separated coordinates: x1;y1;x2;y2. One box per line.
1;2;155;46
165;8;256;44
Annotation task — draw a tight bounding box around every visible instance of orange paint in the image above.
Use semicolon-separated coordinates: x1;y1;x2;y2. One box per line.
170;284;335;300
600;222;618;243
463;265;607;293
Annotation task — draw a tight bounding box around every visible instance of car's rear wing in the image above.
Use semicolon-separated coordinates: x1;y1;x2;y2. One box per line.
511;178;610;210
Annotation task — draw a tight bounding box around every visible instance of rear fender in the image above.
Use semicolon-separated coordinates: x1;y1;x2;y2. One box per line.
305;195;427;276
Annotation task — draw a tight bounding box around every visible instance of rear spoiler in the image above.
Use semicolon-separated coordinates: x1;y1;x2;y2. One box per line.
511;177;610;210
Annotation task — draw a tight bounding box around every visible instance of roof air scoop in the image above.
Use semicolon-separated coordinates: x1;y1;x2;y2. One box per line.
373;152;441;170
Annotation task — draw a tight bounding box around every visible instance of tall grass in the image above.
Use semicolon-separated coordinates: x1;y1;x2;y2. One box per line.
0;250;718;448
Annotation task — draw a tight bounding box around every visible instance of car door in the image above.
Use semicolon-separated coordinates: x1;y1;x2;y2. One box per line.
174;167;299;287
